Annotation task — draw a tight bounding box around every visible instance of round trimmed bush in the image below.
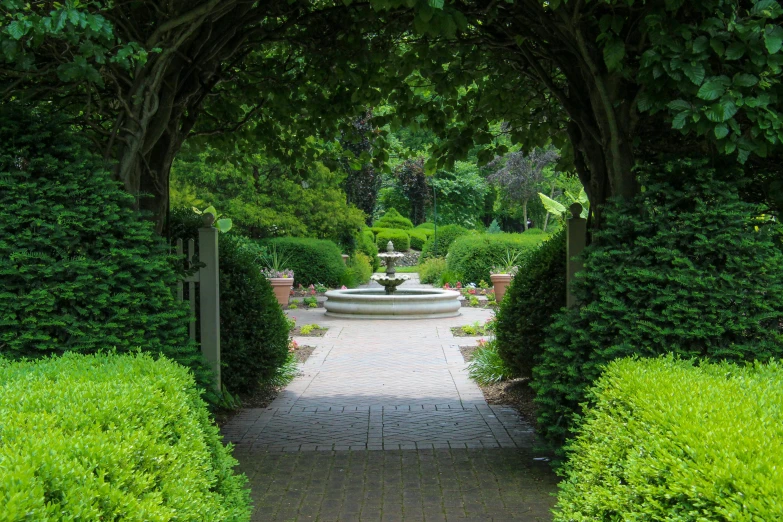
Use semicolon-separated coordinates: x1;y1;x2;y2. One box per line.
496;230;566;377
0;105;211;390
171;209;289;394
446;233;545;284
0;352;251;520
409;230;428;251
373;207;413;230
416;222;435;229
376;228;410;252
533;160;783;447
419;224;472;261
260;237;346;287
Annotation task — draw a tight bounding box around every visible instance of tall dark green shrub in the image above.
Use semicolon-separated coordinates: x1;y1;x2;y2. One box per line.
260;237;346;287
170;209;289;394
0;105;211;389
533;160;783;447
496;230;566;377
419;224;471;261
446;233;544;284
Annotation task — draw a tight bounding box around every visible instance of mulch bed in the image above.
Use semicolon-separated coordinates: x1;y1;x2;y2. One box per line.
450;326;489;337
290;326;327;337
214;345;315;427
459;345;539;428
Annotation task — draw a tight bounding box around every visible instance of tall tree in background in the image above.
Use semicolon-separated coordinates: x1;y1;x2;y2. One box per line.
341;112;383;223
393;157;431;225
487;148;560;230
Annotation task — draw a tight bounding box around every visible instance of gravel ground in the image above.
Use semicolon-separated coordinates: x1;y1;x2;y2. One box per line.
460;345;539;428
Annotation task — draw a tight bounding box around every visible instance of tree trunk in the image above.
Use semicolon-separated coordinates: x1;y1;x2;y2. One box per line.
522;200;528;231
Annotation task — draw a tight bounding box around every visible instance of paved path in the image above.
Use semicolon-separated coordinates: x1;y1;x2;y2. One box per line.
222;276;558;521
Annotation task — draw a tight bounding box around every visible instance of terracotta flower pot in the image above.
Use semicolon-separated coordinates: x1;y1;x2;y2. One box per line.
268;277;293;306
490;273;514;303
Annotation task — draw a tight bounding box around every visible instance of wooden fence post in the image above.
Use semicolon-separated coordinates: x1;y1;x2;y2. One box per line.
567;203;587;308
199;215;221;392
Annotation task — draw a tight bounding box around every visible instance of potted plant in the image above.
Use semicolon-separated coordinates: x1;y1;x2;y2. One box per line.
490;250;521;303
260;245;294;306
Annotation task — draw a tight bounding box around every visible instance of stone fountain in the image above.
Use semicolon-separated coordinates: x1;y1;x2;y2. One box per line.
372;241;409;294
324;241;461;319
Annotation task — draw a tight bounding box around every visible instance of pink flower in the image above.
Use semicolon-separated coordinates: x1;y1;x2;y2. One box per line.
341;285;347;289
310;289;316;295
443;283;451;289
477;338;487;347
309;284;315;289
456;282;462;289
468;288;476;295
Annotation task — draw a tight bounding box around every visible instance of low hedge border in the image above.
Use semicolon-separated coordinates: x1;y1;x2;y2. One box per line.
446;233;545;284
555;356;783;521
0;352;251;521
259;237;346;287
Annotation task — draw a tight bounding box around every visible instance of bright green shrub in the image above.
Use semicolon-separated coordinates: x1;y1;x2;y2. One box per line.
171;210;289;394
534;160;783;446
369;226;388;237
260;237;346;287
416;222;435;229
358;228;380;271
447;233;544;284
373;207;413;230
496;230;566;377
525;227;545;235
0;352;251;521
409;230;428;250
419;257;447;284
345;252;373;287
555;357;783;521
376;228;410;252
419;224;471;261
0;105;211;390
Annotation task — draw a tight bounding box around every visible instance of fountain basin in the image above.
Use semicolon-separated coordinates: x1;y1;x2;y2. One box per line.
324;289;461;319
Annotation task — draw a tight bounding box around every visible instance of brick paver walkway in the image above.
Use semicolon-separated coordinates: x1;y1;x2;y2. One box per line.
222;276;558;521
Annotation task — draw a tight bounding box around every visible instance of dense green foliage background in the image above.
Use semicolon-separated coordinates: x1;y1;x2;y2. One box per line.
259;237;347;287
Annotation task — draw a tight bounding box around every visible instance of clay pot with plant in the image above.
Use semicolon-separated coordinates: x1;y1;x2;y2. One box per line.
260;245;295;306
490;250;521;303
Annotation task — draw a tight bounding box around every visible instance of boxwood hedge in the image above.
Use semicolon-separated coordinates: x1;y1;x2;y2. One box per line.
0;352;251;521
555;357;783;521
376;228;410;252
372;207;413;230
446;233;545;284
408;230;428;251
260;237;346;287
419;224;471;261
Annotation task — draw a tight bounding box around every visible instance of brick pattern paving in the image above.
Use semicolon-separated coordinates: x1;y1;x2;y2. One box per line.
222;277;558;520
235;448;557;522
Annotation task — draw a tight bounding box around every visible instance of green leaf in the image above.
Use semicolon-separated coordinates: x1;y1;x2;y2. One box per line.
428;0;444;8
725;41;746;60
692;36;709;53
733;73;759;87
667;99;691;111
710;38;726;56
603;37;625;72
6;20;27;40
672;111;689;129
697;76;730;100
705;100;738;122
714;123;729;139
539;192;567;217
680;62;705;85
764;25;783;53
215;218;233;233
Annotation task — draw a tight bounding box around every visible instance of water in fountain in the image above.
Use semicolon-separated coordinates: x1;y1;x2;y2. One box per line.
372;241;409;295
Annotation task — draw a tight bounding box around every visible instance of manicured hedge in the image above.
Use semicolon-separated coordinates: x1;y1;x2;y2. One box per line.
373;207;413;230
0;105;211;391
416;222;435;229
376;228;410;252
419;224;471;261
260;237;346;287
409;230;428;251
0;352;251;521
171;209;290;394
447;233;544;284
496;230;566;377
555;357;783;521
